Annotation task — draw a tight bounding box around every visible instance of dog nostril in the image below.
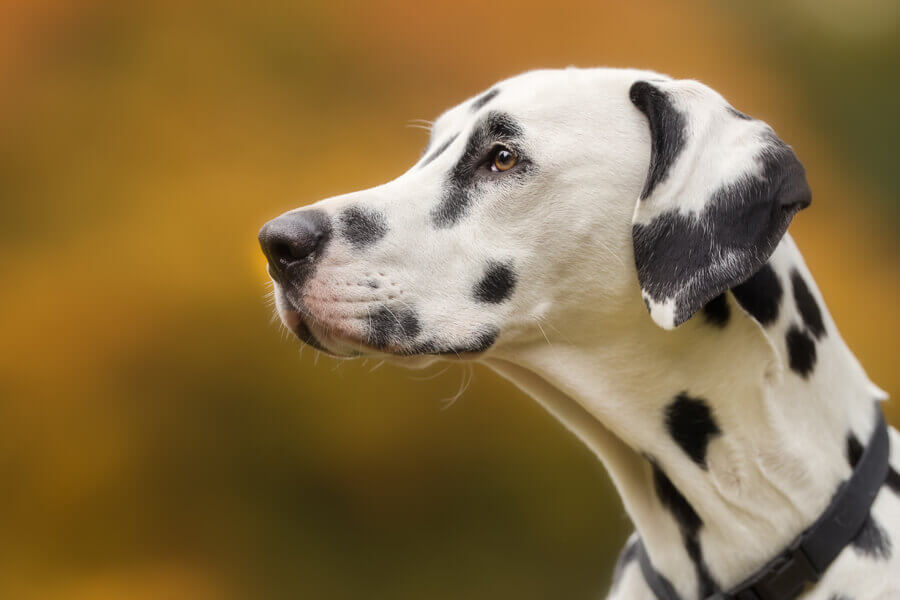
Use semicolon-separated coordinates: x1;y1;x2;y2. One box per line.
272;242;294;264
258;210;331;277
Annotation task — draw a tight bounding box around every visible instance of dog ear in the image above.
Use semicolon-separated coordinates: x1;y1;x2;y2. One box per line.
628;79;811;329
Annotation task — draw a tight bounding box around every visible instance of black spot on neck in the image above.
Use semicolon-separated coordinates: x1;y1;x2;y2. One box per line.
432;111;525;228
791;269;826;340
701;293;730;327
473;261;517;304
339;206;387;249
651;463;718;596
886;466;900;497
420;132;459;168
731;264;783;326
470;88;500;112
629;81;687;200
664;393;722;468
851;514;892;560
786;324;816;377
611;539;639;593
846;432;864;468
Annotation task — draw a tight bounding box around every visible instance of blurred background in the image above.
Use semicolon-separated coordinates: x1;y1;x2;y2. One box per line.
1;1;898;598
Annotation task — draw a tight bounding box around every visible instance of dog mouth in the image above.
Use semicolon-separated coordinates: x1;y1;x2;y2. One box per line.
275;291;498;360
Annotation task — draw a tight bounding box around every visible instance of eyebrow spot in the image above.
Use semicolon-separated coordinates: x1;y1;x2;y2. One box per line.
431;111;525;227
420;132;459;168
470;88;500;112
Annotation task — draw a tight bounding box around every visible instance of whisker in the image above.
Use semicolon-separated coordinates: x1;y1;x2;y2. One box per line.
409;364;452;381
440;363;474;409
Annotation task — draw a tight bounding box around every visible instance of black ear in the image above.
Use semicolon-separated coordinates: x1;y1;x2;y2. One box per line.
629;79;811;329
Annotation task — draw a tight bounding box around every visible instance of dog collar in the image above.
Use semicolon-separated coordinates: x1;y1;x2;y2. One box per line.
636;403;890;600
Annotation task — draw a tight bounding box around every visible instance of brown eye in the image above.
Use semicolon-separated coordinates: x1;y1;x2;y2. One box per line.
491;147;518;172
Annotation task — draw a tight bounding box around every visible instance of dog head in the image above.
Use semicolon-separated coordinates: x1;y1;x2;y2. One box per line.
259;68;809;361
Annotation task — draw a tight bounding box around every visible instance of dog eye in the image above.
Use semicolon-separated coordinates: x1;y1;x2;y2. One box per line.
490;147;518;172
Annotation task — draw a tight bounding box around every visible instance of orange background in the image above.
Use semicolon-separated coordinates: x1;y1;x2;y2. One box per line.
1;1;897;598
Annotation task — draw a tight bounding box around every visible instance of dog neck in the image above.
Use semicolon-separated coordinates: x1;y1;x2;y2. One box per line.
484;236;883;598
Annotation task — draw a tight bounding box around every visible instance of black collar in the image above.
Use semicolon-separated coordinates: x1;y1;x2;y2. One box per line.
636;403;890;600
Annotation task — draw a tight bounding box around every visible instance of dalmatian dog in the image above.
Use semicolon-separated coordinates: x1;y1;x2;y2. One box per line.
258;68;900;599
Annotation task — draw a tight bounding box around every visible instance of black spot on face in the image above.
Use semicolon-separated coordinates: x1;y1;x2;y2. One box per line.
367;305;421;349
851;514;892;560
409;325;499;356
786;324;817;377
420;132;459;168
651;463;719;596
432;111;526;228
292;316;330;353
701;293;730;327
473;261;517;304
664;393;722;468
339;206;387;250
470;88;500;112
731;263;783;326
791;269;826;339
629;81;687;200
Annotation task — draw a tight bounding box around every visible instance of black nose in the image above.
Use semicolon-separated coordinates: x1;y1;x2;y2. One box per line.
258;210;331;280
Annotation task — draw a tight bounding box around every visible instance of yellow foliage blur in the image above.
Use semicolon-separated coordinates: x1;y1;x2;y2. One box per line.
0;1;896;598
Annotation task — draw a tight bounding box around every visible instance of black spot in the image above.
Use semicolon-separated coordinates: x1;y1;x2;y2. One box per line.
629;81;687;200
731;263;783;326
701;293;730;327
846;432;864;468
828;595;853;600
652;464;702;540
791;269;826;339
409;326;499;356
726;106;753;120
470;88;500;112
611;539;639;592
631;118;809;327
432;112;526;228
473;261;517;304
851;514;892;560
420;132;459;168
367;305;421;348
664;393;722;468
292;317;329;353
887;466;900;497
339;206;387;249
651;463;719;596
462;326;500;353
786;325;816;377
